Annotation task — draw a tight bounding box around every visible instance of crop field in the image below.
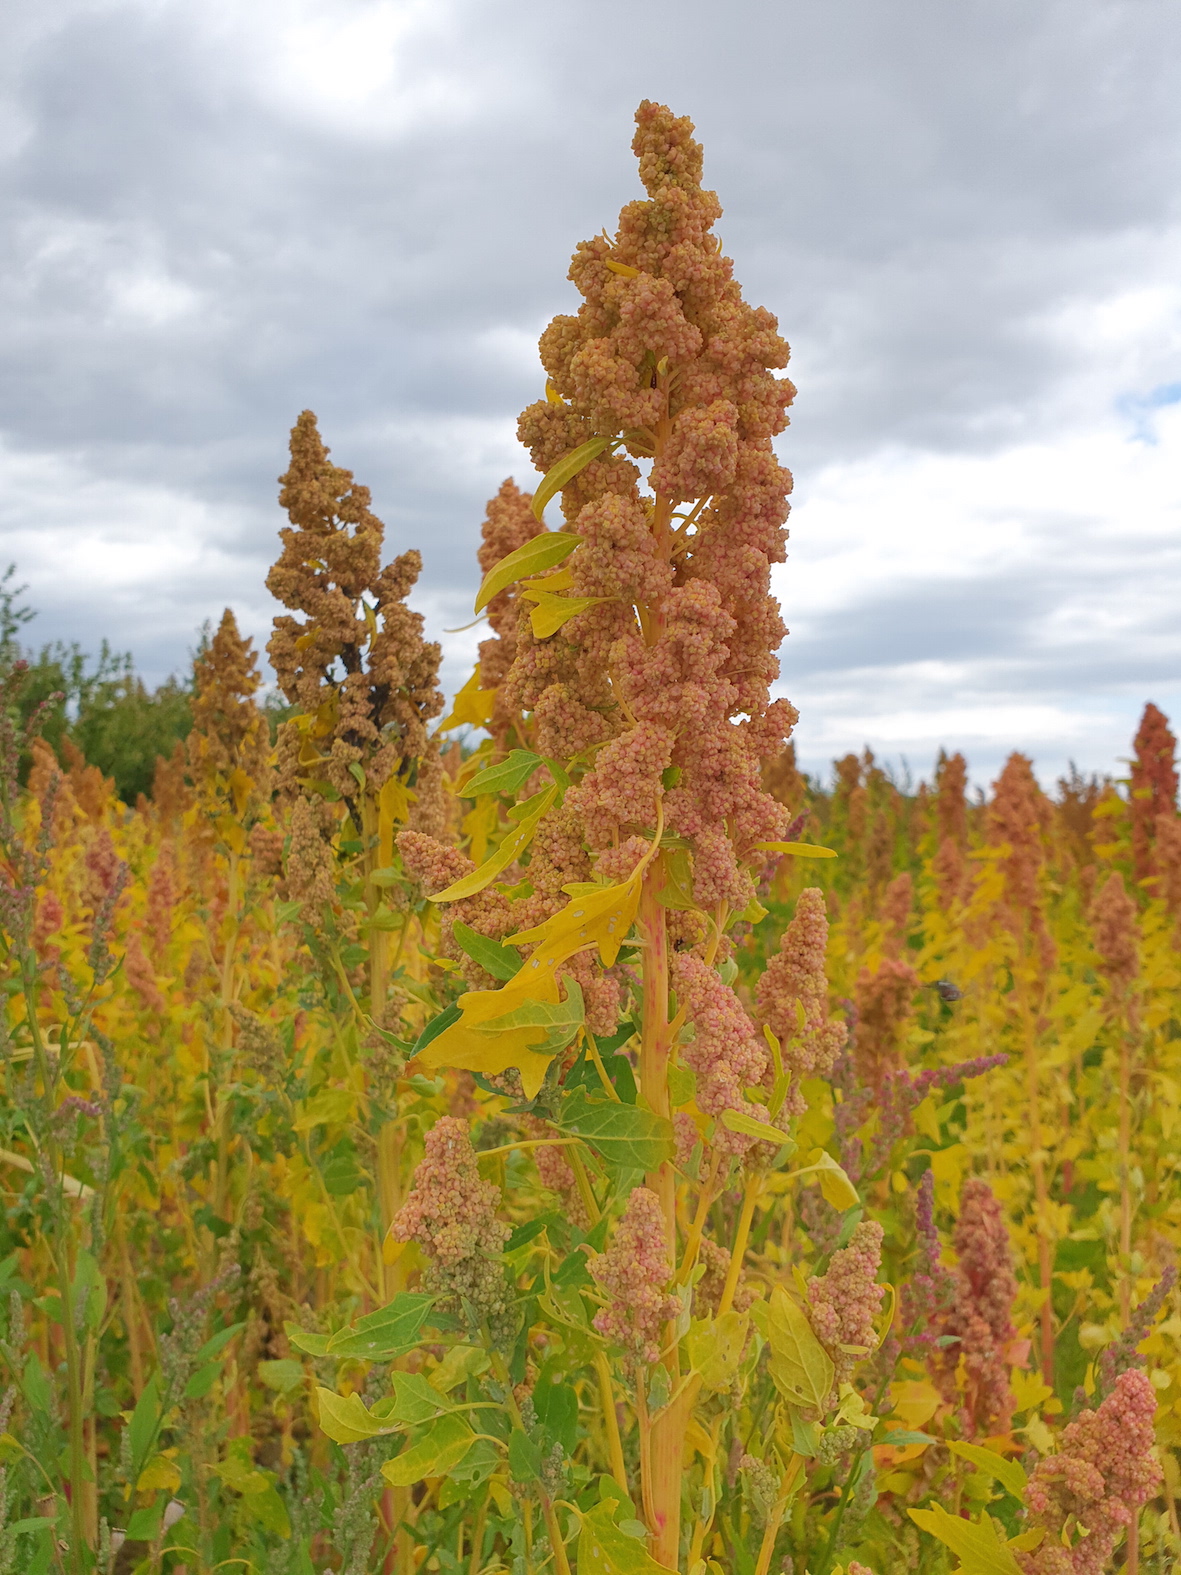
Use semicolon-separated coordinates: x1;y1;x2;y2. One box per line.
1;102;1179;1575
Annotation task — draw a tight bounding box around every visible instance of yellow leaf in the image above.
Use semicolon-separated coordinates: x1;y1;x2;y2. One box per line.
766;1285;835;1411
507;873;642;969
929;1143;967;1208
755;842;838;859
475;530;581;610
790;1150;860;1210
529;438;614;522
420;872;646;1096
380;1414;475;1486
314;1389;400;1444
438;667;498;732
578;1501;678;1575
430;785;558;902
379;775;414;828
545;379;566;405
293;1088;356;1132
414;968;568;1100
215;815;248;856
519;566;574;597
908;1505;1023;1574
228;767;254;816
137;1453;181;1494
604;257;640;278
948;1442;1027;1498
1010;1369;1054;1415
687;1312;750;1392
528;591;609;639
685;1418;716;1463
889;1379;942;1429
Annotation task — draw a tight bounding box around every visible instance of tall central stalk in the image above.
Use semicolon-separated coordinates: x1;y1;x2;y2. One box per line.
638;866;685;1568
1021;989;1054;1384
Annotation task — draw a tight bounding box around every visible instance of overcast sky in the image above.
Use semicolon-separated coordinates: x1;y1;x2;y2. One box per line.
1;0;1178;787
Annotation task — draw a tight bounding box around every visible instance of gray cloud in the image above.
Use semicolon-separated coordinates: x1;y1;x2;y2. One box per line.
1;0;1179;783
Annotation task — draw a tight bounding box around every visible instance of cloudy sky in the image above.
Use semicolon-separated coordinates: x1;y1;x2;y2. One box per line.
2;0;1179;786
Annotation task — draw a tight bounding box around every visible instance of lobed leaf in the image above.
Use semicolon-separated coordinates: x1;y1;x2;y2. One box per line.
578;1500;678;1575
557;1090;674;1175
908;1505;1024;1575
380;1413;476;1487
315;1389;401;1444
323;1292;437;1362
947;1442;1028;1499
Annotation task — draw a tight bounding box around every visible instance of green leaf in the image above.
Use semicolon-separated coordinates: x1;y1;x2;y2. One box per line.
8;1518;55;1537
790;1409;820;1458
125;1497;164;1543
315;1389;402;1445
72;1248;107;1335
20;1352;52;1416
877;1428;936;1446
766;1286;835;1411
655;846;698;911
908;1506;1024;1575
244;1482;291;1538
324;1292;437;1362
578;1500;678;1575
182;1361;222;1400
451;922;522;981
411;1004;462;1057
448;1436;502;1484
557;1090;674;1175
530;436;615;521
475;975;585;1057
195;1321;247;1362
509;1428;543;1482
474;531;581;612
666;1063;696;1107
720;1108;793;1150
128;1373;163;1482
384;1372;457;1425
948;1442;1028;1499
380;1413;476;1487
464;750;543;797
257;1360;305;1396
284;1324;330;1357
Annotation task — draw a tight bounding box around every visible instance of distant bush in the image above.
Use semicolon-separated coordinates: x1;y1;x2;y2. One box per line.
0;565;193;802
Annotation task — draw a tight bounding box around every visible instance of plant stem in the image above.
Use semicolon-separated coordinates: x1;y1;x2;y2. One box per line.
594;1350;629;1492
1022;992;1054;1383
676;1151;723;1285
1118;1005;1135;1321
754;1453;803;1575
717;1175;760;1319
